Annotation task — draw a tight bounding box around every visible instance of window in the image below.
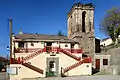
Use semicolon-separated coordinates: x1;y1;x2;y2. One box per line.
86;65;89;67
89;22;91;31
41;42;44;44
82;11;86;32
103;59;108;65
65;44;68;47
9;67;18;75
31;42;34;46
49;61;54;68
18;42;24;48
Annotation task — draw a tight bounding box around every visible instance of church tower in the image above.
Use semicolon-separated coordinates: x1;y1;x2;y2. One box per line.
67;2;95;59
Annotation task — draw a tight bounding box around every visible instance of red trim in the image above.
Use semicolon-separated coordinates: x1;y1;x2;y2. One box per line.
14;47;83;54
63;57;92;73
14;48;42;53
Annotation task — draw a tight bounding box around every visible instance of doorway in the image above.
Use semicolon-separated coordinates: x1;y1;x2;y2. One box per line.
95;59;100;70
46;42;52;52
71;43;75;53
46;57;59;77
46;42;52;46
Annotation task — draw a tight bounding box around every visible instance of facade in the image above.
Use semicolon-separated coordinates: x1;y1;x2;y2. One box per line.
95;55;111;71
67;2;110;71
67;2;95;62
100;38;113;46
10;33;92;80
9;2;110;80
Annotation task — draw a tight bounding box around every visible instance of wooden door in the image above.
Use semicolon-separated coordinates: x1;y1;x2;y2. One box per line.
95;59;100;70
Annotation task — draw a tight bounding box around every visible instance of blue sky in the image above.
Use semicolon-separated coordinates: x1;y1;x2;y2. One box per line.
0;0;120;57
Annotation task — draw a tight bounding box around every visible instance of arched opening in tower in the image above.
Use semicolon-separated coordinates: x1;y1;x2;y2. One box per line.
82;11;86;32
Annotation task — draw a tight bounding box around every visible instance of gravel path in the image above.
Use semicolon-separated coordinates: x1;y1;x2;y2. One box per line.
22;75;120;80
0;72;9;80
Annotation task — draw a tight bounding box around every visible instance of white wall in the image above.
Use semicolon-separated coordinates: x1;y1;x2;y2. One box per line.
14;42;44;49
59;53;77;70
27;42;44;48
44;52;91;76
95;55;111;71
10;64;45;80
100;38;113;46
27;53;46;72
52;42;59;47
59;53;91;76
68;63;92;76
10;53;46;80
74;44;79;49
60;43;71;49
11;41;91;80
14;41;80;50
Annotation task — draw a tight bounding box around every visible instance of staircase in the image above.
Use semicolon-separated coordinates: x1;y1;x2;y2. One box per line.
11;58;44;74
64;61;83;73
22;63;43;74
12;46;90;75
63;57;92;73
20;47;81;62
59;48;81;61
22;48;44;62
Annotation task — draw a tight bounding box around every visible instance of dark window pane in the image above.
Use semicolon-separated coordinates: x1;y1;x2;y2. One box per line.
82;11;86;32
49;61;54;68
18;42;24;48
103;59;108;65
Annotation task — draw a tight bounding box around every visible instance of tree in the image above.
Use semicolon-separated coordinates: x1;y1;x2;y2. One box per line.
99;7;120;45
57;30;66;36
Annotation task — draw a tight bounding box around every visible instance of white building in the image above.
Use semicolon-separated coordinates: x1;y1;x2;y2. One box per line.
10;33;92;80
100;38;113;46
9;2;111;80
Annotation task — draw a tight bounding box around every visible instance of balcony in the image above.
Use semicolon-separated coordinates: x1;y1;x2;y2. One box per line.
14;46;83;53
83;57;92;63
10;58;21;64
44;46;83;53
14;47;42;53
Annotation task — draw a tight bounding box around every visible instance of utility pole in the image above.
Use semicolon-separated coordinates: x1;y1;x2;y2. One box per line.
9;18;12;64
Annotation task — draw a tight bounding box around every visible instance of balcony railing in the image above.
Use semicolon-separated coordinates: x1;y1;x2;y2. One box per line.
82;57;92;63
14;46;83;53
10;58;21;64
14;47;42;53
44;46;83;53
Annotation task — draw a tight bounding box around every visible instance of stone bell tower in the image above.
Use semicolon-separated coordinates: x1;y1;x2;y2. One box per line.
67;2;95;60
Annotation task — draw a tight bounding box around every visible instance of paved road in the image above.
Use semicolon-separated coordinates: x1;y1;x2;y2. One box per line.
0;72;9;80
22;75;120;80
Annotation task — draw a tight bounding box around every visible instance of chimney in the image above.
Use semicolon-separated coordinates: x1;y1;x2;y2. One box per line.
36;33;38;36
19;30;23;34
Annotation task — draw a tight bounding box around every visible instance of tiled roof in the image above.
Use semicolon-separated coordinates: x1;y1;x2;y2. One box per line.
101;38;111;42
0;57;8;62
15;33;77;43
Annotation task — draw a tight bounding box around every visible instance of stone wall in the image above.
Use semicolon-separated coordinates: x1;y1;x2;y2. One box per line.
67;2;95;61
100;47;120;75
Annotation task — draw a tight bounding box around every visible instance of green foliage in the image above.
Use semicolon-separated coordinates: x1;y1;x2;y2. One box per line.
57;30;66;36
46;71;56;77
100;7;120;43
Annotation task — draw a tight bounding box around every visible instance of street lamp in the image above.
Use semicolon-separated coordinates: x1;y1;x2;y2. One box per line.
7;46;9;50
7;46;9;62
6;46;10;79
